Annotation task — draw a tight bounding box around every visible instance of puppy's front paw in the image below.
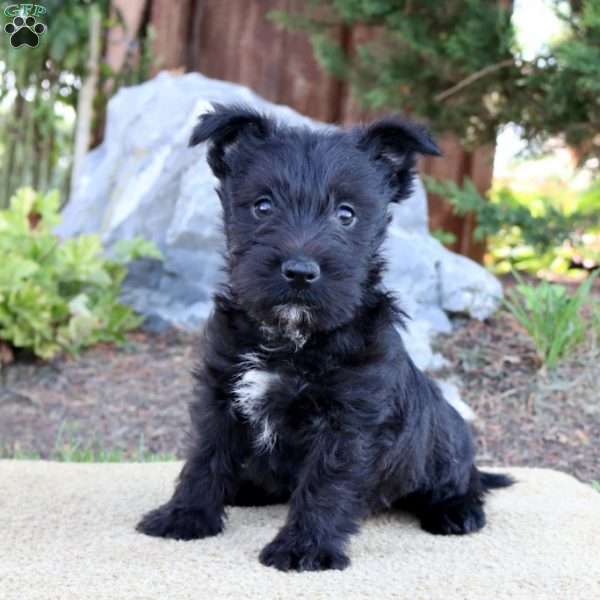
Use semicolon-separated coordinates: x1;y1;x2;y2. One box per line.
136;503;223;540
259;529;350;572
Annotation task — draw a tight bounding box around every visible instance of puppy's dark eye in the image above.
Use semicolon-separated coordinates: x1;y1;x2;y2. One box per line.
253;196;273;219
337;204;356;227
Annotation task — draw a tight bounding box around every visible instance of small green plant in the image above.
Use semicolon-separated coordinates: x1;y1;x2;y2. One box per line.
0;187;161;360
504;272;598;368
592;481;600;493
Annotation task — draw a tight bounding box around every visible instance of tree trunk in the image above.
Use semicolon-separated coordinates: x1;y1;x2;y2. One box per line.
71;5;102;193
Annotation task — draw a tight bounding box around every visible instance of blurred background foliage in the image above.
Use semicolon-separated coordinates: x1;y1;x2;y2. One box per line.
0;0;598;278
273;0;600;162
0;0;154;209
0;0;158;359
425;175;600;275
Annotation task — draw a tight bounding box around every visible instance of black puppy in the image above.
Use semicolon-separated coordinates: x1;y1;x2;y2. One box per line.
137;104;512;572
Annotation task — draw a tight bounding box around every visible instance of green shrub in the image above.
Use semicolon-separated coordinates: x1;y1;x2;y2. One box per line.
424;176;600;275
0;188;161;360
504;272;597;369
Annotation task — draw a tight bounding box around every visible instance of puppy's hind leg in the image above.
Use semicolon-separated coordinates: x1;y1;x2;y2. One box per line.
415;468;513;536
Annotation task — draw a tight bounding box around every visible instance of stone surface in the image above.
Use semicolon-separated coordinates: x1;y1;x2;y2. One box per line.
2;461;599;600
57;71;502;371
436;379;476;422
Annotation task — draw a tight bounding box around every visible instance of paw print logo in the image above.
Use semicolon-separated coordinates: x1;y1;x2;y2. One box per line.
4;15;46;48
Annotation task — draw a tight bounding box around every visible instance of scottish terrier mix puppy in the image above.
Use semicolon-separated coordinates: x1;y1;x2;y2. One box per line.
137;104;512;571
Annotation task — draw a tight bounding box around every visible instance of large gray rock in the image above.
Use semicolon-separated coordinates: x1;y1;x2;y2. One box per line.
57;72;501;372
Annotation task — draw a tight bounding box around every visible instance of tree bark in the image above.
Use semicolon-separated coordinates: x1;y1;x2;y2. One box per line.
70;5;102;194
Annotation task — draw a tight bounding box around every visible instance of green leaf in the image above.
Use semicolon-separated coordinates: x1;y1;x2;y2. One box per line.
9;187;37;217
112;237;163;264
0;257;39;288
34;190;62;229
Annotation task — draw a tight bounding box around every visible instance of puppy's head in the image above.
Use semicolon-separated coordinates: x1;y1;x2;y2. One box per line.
190;104;440;338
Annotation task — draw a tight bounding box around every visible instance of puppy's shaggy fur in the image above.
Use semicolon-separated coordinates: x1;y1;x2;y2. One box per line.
137;105;512;572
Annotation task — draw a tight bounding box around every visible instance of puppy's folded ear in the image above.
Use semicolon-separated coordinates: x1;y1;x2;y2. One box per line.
189;104;271;178
358;115;441;161
357;115;441;202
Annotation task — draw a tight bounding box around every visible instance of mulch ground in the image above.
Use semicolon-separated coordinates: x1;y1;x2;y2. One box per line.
434;312;599;483
1;311;598;482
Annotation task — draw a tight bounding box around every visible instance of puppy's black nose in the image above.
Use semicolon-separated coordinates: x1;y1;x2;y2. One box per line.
281;258;321;286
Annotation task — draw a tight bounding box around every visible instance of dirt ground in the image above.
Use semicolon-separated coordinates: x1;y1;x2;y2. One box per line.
0;331;197;459
1;311;598;482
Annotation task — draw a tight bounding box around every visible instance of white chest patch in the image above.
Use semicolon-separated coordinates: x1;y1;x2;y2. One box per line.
232;356;280;452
